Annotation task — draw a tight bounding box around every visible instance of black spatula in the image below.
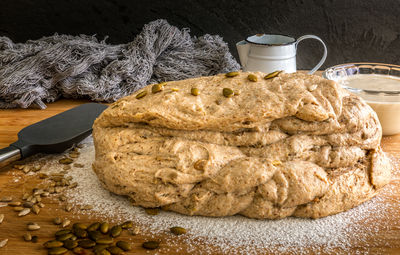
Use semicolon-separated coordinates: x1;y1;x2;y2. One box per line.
0;103;108;168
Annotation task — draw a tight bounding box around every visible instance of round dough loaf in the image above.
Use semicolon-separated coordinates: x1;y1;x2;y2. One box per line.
92;71;392;219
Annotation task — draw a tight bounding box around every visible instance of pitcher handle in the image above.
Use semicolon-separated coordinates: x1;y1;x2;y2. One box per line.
296;35;328;75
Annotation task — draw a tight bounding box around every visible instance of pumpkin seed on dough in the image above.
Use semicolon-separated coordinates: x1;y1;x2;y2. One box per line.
170;226;187;235
247;73;258;82
225;71;239;78
135;90;147;99
191;87;199;96
264;70;282;80
142;240;159;250
110;225;122;238
144;208;160;215
151;83;164;93
59;158;73;165
223;88;234;98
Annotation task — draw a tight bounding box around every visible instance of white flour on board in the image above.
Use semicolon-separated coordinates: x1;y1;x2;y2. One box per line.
36;137;400;255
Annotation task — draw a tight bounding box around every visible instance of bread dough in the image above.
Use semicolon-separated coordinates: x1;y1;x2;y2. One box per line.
92;71;392;219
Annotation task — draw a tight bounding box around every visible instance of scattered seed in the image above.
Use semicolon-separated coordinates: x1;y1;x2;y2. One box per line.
223;88;234;98
0;214;3;224
120;221;133;229
27;223;40;231
142;240;160;250
44;240;64;248
145;208;160;215
100;222;109;234
131;226;140;235
116;240;131;251
73;163;84;168
59;158;73;165
135;90;147;99
0;196;12;202
63;239;78;250
56;233;74;242
264;70;282;80
0;239;8;248
110;225;122;238
8;201;21;207
23;233;32;241
80;205;93;210
65;204;73;212
48;247;68;255
225;71;239;78
53;217;62;225
18;208;31;216
55;229;72;237
13;206;25;212
170;226;187;235
107;246;124;255
247;73;258;82
96;237;114;245
151;83;164;94
87;222;100;232
78;239;96;248
191;87;199;96
31;235;39;243
62;219;71;228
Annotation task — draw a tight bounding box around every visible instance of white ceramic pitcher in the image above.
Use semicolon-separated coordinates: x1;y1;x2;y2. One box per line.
236;34;327;74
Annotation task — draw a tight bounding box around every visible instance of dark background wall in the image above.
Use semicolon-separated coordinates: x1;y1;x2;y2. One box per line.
0;0;399;70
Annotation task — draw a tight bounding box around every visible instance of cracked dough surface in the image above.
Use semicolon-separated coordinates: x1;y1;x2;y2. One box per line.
92;71;392;219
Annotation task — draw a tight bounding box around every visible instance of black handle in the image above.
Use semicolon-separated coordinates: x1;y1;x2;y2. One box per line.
0;145;21;169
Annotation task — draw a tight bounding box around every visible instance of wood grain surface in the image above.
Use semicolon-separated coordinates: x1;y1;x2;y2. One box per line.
0;98;400;254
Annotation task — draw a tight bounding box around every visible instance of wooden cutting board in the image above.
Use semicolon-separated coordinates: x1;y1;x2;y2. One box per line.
1;99;400;255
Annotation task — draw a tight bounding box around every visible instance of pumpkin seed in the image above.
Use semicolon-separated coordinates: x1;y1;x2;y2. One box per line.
38;202;45;208
73;223;88;230
223;88;234;98
44;240;64;248
116;240;131;251
62;219;71;228
18;208;31;216
247;74;258;82
56;233;74;242
100;222;109;234
78;239;96;248
8;201;21;207
27;223;40;231
0;239;8;248
96;237;114;245
170;226;187;235
225;71;239;78
13;206;24;212
32;204;40;214
194;159;207;171
88;231;102;241
110;225;122;238
74;228;88;239
135;90;147;99
55;229;71;237
107;246;124;255
0;214;3;224
59;158;73;164
23;201;33;208
94;244;110;251
73;163;84;168
87;222;100;232
191;87;199;96
171;88;179;92
0;196;12;202
72;247;87;255
120;221;133;229
142;240;160;250
264;70;282;80
53;217;62;225
23;233;32;241
152;83;164;94
144;208;160;215
94;248;111;255
31;235;38;243
63;239;78;249
48;247;68;255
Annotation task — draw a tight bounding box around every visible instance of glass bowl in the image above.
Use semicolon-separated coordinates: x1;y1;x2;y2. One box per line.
322;63;400;136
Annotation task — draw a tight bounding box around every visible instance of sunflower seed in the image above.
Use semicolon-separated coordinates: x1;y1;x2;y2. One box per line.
37;202;45;208
53;217;62;225
22;166;31;173
13;164;24;170
27;223;40;231
22;193;30;200
0;239;8;248
13;206;25;212
131;226;140;235
18;208;31;216
8;201;21;207
32;204;40;214
65;204;73;212
62;219;71;228
23;201;34;208
0;214;3;224
23;233;32;241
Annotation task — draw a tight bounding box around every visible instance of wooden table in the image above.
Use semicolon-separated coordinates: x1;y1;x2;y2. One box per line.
0;99;400;254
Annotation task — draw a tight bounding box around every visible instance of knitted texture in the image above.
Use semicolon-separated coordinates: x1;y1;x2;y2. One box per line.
0;19;240;109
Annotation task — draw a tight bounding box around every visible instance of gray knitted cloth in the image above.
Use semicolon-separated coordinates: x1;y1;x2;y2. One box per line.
0;19;240;109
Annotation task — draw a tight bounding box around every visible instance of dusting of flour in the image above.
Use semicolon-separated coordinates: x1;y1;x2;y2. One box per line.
43;137;400;254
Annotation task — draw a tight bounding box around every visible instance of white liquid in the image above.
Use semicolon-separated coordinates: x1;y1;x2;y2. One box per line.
341;74;400;136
